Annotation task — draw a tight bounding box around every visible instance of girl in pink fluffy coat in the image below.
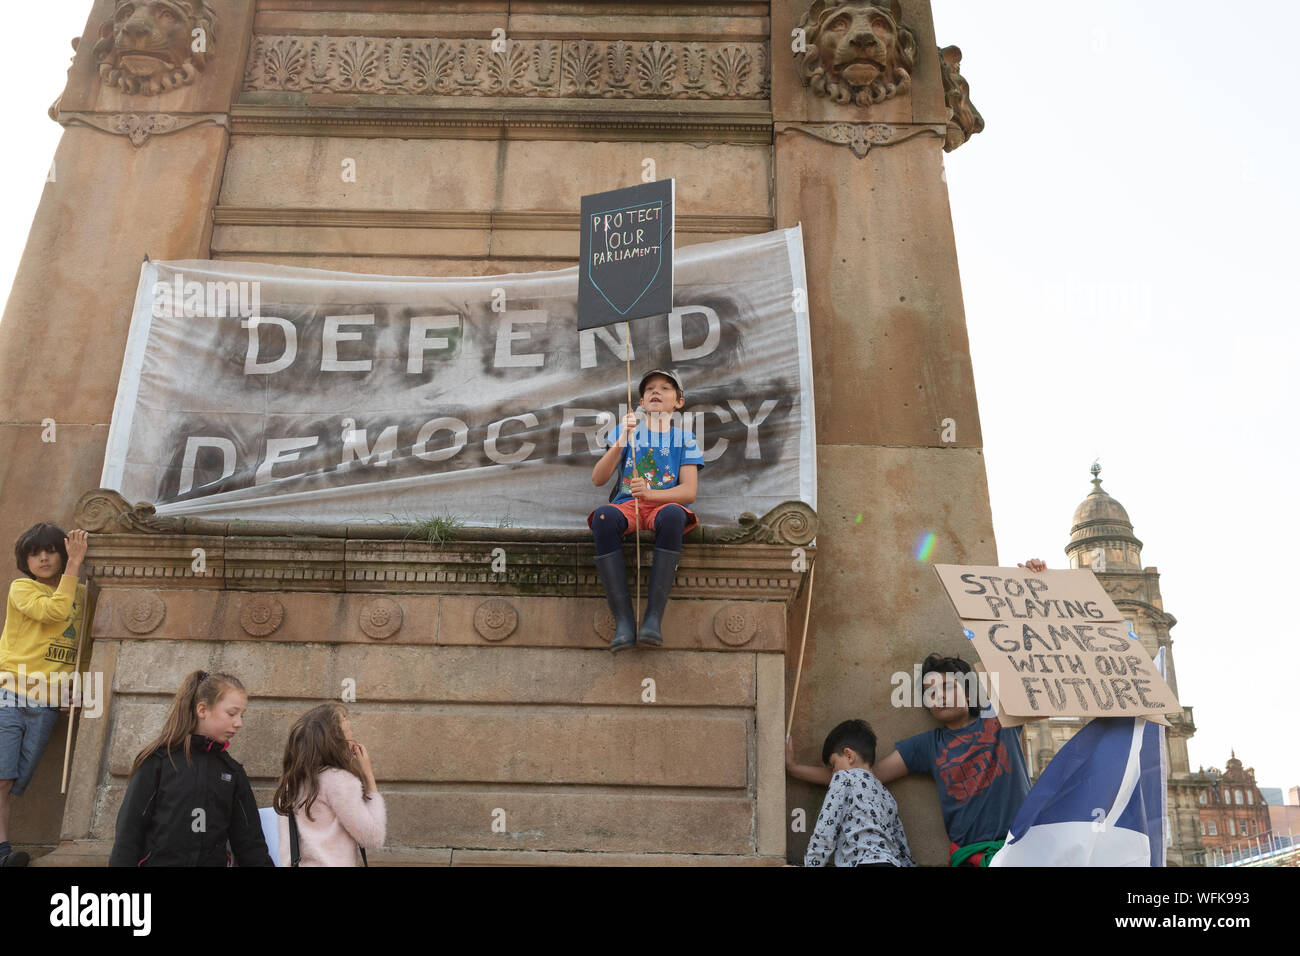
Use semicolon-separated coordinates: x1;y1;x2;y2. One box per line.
272;702;385;867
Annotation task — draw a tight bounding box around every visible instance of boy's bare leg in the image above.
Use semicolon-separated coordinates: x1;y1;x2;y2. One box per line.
0;778;31;866
0;778;11;842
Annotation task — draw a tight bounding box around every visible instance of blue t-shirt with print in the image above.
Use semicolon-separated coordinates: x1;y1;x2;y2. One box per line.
893;716;1030;848
607;423;704;505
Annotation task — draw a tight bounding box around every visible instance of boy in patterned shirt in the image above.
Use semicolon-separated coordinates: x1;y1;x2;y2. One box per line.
804;719;914;867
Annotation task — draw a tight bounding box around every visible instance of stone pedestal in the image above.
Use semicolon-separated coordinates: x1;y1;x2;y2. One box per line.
771;0;996;864
39;492;810;865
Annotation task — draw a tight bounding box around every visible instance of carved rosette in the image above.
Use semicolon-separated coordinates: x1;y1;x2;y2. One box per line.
716;501;819;546
359;598;403;640
474;599;518;642
120;592;166;635
240;595;284;637
713;605;758;646
779;122;946;159
244;35;767;100
592;608;615;644
793;1;919;107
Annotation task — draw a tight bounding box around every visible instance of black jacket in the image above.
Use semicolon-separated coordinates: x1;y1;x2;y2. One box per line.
109;734;273;867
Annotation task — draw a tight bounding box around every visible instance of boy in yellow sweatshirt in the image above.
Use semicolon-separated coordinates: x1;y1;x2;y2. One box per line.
0;523;88;866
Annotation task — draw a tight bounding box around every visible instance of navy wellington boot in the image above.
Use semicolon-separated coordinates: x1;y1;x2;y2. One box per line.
594;551;637;652
636;548;679;647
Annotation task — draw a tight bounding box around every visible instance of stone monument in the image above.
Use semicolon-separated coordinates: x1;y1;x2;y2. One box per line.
2;0;993;865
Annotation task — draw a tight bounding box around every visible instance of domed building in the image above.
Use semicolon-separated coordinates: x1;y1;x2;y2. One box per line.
1019;463;1213;865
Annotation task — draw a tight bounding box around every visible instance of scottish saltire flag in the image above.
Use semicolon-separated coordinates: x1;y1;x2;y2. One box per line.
990;648;1169;867
988;716;1166;866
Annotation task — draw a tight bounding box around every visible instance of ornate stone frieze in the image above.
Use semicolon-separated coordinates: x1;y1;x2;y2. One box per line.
777;121;945;158
793;1;918;107
939;45;984;151
74;489;815;601
243;35;768;100
94;1;217;95
58;111;227;147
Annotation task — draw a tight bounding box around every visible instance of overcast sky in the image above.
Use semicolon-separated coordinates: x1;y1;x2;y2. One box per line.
2;3;1295;797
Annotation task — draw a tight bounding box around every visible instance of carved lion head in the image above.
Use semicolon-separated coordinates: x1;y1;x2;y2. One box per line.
940;46;984;151
795;0;918;107
93;1;217;95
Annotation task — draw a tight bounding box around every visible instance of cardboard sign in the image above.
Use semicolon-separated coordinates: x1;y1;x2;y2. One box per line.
962;619;1175;723
578;180;674;330
934;564;1122;622
973;661;1030;728
935;565;1180;722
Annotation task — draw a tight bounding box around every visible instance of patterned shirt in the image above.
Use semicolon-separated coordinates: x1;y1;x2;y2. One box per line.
607;423;704;505
804;768;915;867
894;716;1029;847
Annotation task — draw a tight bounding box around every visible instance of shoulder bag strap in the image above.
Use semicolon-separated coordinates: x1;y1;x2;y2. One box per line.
607;439;632;502
288;809;301;867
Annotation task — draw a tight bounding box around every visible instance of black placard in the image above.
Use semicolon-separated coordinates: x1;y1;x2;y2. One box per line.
577;180;674;331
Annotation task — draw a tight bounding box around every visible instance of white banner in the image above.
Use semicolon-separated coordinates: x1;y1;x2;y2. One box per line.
102;227;816;528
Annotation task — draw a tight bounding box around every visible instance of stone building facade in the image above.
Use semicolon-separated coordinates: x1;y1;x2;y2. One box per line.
1019;464;1212;866
1191;754;1273;864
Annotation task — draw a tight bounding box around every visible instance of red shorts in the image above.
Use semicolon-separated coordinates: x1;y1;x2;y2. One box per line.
587;500;699;536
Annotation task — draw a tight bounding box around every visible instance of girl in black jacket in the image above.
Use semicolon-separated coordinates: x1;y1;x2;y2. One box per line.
109;670;272;867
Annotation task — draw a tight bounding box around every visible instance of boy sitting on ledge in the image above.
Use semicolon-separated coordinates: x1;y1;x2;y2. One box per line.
588;369;704;652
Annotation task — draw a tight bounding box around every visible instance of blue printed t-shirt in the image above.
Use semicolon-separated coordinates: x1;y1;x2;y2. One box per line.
893;716;1030;847
608;423;704;505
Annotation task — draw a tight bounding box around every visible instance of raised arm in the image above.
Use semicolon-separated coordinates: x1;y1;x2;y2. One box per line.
872;750;908;785
9;577;78;623
592;413;638;486
322;768;386;850
786;734;833;786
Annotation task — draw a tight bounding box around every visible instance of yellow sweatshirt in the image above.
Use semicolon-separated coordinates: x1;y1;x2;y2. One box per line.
0;575;86;704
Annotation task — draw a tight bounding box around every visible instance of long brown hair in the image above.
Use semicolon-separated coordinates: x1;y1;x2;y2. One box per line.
273;702;370;821
130;670;246;775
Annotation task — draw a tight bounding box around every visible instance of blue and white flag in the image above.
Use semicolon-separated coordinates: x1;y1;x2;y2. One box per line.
989;634;1169;867
988;715;1166;866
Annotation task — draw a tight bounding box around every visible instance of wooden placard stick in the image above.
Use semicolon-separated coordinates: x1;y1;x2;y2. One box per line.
60;582;95;795
624;323;641;626
785;561;816;738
